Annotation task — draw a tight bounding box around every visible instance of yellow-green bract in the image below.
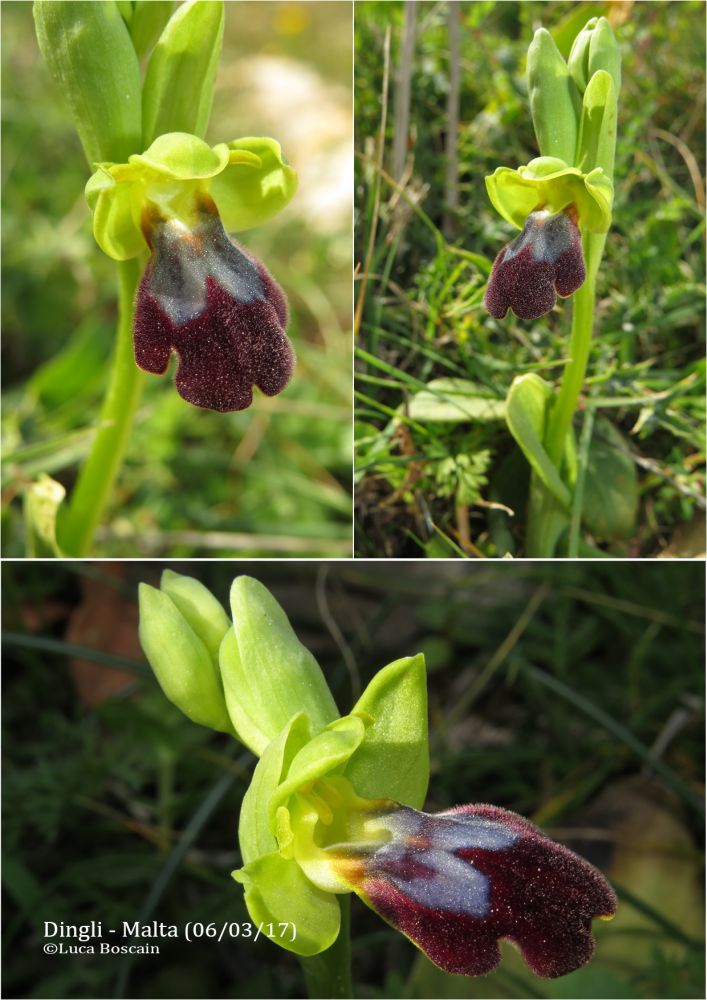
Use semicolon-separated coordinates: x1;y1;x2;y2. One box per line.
34;0;142;165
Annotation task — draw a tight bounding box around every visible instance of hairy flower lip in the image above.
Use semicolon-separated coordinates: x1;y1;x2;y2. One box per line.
304;793;616;979
484;210;586;321
133;196;294;412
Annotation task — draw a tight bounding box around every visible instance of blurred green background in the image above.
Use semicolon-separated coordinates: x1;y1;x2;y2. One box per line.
3;560;704;998
2;1;352;557
354;0;705;558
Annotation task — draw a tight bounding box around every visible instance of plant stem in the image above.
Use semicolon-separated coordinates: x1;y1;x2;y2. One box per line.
300;897;352;999
58;257;145;556
525;232;606;557
525;473;567;558
544;232;605;466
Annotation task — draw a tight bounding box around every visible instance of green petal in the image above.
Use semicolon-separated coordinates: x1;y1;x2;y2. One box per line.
239;713;312;866
344;655;429;809
211;137;297;232
233;852;340;956
485;158;612;233
130;132;231;179
219;577;338;757
86;166;145;261
269;716;366;824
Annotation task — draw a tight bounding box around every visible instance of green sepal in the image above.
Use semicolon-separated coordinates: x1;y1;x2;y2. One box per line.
527;28;581;166
211;138;298;232
34;0;142;165
269;716;366;824
344;655;429;809
576;71;618;181
142;0;224;145
123;2;175;60
138;583;234;735
219;577;338;757
159;570;230;663
232;853;340;957
85;167;145;261
239;713;312;866
569;17;621;100
505;374;571;509
485;157;613;233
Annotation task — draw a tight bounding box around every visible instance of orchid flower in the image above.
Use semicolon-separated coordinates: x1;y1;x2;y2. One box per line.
138;572;616;983
87;132;297;411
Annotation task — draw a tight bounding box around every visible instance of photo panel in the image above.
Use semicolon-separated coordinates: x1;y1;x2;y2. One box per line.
2;1;353;559
354;1;705;559
3;559;704;998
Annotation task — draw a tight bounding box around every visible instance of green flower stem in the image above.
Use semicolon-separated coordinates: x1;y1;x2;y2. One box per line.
525;475;567;558
544;231;605;466
299;897;352;999
59;257;145;556
525;230;606;557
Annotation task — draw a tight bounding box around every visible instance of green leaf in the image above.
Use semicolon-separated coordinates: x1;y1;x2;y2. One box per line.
142;0;224;145
576;70;618;180
160;570;231;662
238;713;312;866
408;379;506;423
24;474;66;557
138;583;234;735
211;138;298;232
219;577;338;756
582;418;638;540
34;0;142;165
233;852;340;957
269;716;366;822
506;374;571;509
527;28;581;165
345;655;429;809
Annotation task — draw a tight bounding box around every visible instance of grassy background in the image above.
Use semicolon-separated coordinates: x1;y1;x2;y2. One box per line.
354;0;705;558
3;560;704;998
1;1;352;557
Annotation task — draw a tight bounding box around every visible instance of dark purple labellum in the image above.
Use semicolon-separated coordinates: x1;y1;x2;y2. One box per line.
134;198;294;412
346;802;616;979
484;210;586;321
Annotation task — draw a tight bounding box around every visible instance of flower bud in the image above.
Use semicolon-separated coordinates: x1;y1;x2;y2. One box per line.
34;1;142;165
527;28;581;166
569;17;621;99
159;570;230;661
138;582;233;734
219;577;338;756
